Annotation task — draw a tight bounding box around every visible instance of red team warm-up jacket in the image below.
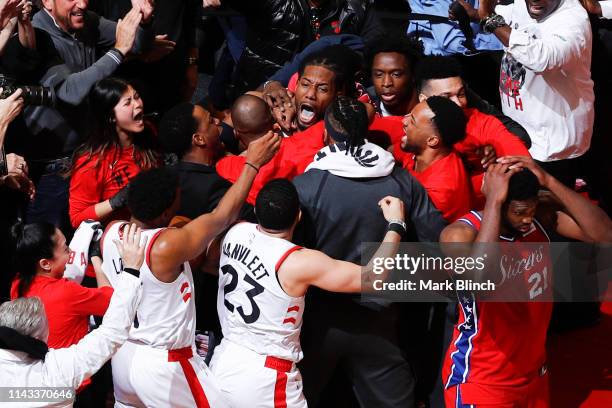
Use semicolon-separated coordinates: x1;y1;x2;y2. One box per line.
69;146;144;228
216;122;328;205
391;108;530;210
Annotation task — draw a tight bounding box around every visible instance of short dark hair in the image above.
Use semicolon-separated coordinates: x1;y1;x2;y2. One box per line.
326;96;369;150
128;168;180;221
158;103;197;158
415;56;464;93
256;179;300;231
367;35;424;76
298;45;362;96
425;96;467;147
507;169;540;203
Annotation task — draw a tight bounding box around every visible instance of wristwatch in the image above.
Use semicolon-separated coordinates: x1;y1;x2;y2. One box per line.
480;13;507;34
387;219;407;236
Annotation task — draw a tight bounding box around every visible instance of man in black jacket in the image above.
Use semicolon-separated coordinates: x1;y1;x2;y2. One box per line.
223;0;383;94
158;102;255;335
293;96;446;407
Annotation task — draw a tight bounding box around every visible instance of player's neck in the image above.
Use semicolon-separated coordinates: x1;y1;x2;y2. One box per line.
257;225;293;241
414;147;449;172
182;150;215;167
129;217;155;230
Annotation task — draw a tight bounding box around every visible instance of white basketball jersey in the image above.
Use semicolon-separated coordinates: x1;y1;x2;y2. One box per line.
101;222;196;349
218;222;305;362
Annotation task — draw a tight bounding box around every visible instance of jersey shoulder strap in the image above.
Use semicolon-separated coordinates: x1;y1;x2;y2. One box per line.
456;210;483;231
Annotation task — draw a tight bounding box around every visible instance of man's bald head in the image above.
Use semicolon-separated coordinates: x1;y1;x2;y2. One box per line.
231;94;275;151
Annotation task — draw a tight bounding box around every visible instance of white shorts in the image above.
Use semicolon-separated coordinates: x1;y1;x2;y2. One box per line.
209;339;307;408
112;340;230;408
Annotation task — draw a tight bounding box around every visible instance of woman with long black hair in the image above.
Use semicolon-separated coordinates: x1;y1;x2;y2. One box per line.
69;77;160;229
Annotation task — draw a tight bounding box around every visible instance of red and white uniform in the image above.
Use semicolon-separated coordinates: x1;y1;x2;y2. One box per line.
443;211;553;408
101;222;227;408
210;222;307;408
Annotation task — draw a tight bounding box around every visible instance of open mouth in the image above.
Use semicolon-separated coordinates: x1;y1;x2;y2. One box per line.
133;112;144;123
527;2;545;16
298;104;317;126
71;10;85;18
380;92;397;103
518;224;531;232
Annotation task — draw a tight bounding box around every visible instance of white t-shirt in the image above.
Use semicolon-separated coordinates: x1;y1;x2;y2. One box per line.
496;0;594;162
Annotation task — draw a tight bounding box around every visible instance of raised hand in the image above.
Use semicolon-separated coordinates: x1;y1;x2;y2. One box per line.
244;130;281;169
113;223;148;270
496;155;550;187
0;0;21;29
481;163;521;205
263;81;297;133
114;7;143;56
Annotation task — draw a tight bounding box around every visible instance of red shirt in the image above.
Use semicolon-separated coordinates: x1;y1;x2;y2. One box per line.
10;276;113;349
455;108;531;209
393;150;472;222
368;115;404;149
69;146;144;228
442;211;553;403
216;122;327;204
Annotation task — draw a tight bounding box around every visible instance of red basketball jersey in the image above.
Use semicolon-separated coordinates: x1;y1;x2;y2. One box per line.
443;210;553;402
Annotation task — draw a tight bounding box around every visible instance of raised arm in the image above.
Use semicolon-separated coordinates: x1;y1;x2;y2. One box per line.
151;132;281;282
49;8;142;106
42;224;145;389
500;156;612;242
280;196;404;296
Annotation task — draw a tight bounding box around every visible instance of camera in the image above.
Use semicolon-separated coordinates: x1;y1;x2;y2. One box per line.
0;75;52;106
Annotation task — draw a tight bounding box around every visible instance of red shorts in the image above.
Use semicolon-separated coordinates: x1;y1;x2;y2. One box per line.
444;373;549;408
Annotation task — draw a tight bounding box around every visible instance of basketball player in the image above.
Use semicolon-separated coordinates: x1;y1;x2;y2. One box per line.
101;132;280;408
440;155;612;407
209;179;406;408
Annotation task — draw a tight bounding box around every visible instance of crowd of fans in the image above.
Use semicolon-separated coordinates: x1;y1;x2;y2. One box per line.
0;0;611;407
